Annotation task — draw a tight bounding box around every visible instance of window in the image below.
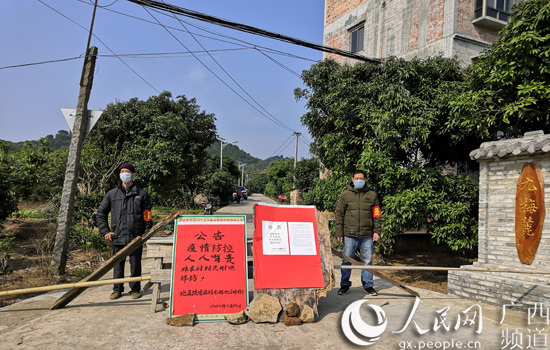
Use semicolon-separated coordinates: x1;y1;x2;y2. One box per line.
350;25;364;53
474;0;522;22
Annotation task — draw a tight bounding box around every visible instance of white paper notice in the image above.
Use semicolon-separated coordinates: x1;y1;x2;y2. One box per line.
262;221;289;255
288;222;317;255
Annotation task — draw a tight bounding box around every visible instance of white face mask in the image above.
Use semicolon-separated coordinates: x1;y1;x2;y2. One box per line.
120;172;133;184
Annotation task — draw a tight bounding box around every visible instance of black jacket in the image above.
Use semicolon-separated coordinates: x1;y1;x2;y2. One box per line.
96;183;153;246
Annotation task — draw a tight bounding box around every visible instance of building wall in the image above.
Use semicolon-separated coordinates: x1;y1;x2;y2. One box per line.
324;0;501;66
477;155;550;269
448;131;550;307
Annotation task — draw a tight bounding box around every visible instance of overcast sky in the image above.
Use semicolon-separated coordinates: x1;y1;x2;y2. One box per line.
0;0;325;159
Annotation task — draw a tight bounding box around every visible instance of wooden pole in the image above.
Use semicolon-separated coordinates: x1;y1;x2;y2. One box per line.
50;211;179;310
336;265;550;274
332;248;420;297
0;276;151;297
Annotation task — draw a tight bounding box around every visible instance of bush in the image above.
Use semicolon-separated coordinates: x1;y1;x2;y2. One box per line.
70;226;109;251
12;209;47;219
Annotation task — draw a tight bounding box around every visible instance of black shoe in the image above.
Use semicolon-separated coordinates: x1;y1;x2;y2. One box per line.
364;287;378;296
338;285;350;295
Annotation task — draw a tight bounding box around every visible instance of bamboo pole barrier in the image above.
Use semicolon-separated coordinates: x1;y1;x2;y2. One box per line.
0;275;152;297
336;265;550;274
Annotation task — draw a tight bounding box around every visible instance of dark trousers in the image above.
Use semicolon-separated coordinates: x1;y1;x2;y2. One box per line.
112;245;143;292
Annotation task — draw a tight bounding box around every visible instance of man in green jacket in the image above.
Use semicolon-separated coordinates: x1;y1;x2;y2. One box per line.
335;170;382;296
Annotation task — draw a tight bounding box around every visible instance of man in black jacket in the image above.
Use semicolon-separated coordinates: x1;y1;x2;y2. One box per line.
96;163;153;300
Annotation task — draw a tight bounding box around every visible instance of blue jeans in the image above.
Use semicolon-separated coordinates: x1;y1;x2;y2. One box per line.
340;236;374;288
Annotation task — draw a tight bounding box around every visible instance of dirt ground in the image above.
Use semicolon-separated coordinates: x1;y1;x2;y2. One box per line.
1;214;476;307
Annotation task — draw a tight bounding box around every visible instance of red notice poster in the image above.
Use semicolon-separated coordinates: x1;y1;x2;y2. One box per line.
170;215;248;321
253;203;324;289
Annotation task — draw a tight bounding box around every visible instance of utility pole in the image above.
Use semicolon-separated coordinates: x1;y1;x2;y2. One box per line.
51;0;99;275
237;162;245;186
293;132;301;188
219;137;237;169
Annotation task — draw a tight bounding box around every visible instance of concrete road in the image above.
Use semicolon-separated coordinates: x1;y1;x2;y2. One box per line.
0;196;528;349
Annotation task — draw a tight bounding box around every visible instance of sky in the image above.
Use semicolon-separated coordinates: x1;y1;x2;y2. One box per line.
0;0;326;160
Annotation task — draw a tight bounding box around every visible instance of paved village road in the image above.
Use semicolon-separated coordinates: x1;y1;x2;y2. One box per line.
0;194;527;349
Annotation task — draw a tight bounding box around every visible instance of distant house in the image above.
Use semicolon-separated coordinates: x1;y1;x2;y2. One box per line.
323;0;522;67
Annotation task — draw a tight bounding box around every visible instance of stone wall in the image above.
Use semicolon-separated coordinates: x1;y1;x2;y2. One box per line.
448;131;550;307
323;0;499;66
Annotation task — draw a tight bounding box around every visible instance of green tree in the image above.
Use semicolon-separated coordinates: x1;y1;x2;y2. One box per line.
83;91;217;208
199;155;240;202
0;142;17;222
10;138;66;201
246;169;268;194
264;158;294;198
296;57;480;254
450;0;550;139
294;158;320;192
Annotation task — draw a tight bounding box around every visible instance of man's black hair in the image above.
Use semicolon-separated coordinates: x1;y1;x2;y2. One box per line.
353;170;366;177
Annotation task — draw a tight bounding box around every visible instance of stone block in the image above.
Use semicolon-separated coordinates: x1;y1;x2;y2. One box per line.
225;310;248;325
248;293;282;324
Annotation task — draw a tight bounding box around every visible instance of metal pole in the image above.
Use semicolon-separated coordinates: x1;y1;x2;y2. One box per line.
293;132;300;188
241;164;244;187
336;265;550;274
220;139;224;169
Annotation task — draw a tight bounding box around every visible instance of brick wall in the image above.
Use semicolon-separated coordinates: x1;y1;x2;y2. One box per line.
323;0;501;66
448;132;550;307
456;0;500;43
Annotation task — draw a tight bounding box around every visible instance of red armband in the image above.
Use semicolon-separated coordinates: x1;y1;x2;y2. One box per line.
143;209;153;222
372;206;381;218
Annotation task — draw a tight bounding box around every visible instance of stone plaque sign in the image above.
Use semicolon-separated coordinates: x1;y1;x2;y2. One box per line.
515;162;545;264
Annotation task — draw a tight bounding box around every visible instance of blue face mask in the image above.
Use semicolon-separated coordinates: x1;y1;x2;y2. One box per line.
353;180;365;189
120;172;133;184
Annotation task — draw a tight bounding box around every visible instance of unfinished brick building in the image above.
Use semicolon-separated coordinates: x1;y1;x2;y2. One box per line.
323;0;522;66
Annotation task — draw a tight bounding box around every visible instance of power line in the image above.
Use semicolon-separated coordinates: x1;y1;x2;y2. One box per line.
98;47;250;58
255;48;300;78
159;1;297;132
38;0;160;93
0;56;83;70
76;0;319;63
126;0;380;64
268;133;295;158
142;5;295;132
299;137;311;155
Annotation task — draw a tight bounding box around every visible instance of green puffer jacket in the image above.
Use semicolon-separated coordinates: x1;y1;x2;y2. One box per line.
334;186;382;238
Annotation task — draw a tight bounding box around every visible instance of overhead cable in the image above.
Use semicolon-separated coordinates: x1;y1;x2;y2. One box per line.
38;0;160;93
142;6;294;132
126;0;380;64
268;133;295;158
158;1;297;131
76;0;319;63
0;56;83;70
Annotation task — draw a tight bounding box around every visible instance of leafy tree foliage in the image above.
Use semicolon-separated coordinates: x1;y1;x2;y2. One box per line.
199;155;240;202
296;57;480;253
450;0;550;138
246;170;269;194
294;157;320;192
84;91;217;207
264;158;321;198
0;142;17;222
264;158;294;198
10;138;67;201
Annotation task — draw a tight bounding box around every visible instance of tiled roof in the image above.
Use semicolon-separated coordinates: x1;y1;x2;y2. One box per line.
470;130;550;160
